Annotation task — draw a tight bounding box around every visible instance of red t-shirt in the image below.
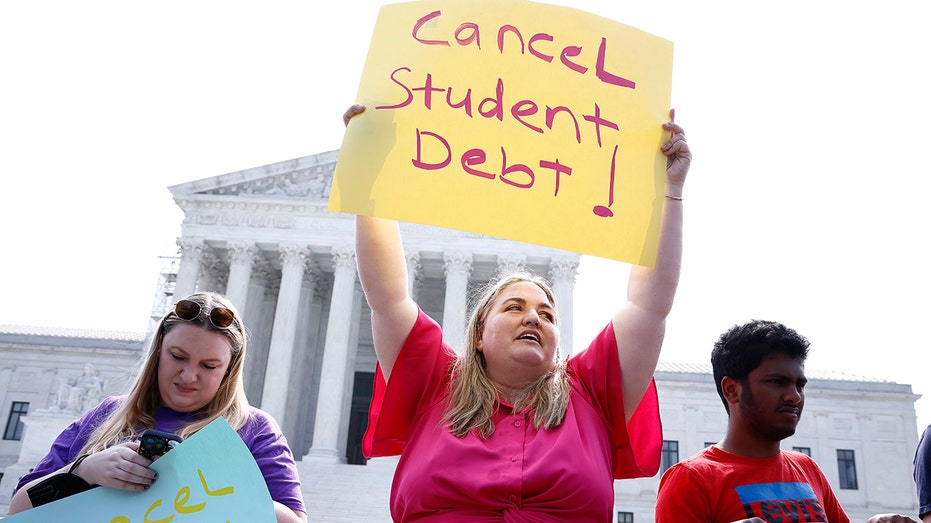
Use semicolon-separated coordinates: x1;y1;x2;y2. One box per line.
364;309;662;522
656;446;849;523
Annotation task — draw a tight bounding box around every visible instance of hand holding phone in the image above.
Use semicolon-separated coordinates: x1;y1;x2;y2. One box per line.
138;429;183;460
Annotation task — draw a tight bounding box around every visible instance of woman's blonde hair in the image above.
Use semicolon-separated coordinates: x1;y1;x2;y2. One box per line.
443;273;570;438
79;292;251;454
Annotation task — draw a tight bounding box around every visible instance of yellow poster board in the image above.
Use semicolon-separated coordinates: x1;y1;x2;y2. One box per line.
329;0;673;265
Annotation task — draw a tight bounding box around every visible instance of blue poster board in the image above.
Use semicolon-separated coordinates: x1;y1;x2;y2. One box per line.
4;417;276;522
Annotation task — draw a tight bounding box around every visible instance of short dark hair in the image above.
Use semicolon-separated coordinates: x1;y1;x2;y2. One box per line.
711;320;810;412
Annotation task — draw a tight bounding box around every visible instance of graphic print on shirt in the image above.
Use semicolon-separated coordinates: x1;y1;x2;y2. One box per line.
735;482;828;522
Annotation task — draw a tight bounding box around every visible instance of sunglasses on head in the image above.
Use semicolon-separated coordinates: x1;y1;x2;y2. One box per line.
174;300;235;329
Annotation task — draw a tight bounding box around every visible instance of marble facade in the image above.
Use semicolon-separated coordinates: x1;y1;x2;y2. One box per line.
0;150;921;520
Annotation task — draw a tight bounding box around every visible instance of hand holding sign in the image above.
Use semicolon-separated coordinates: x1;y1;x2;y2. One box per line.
662;110;691;190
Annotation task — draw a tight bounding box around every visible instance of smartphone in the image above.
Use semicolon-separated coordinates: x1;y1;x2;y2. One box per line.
138;429;183;459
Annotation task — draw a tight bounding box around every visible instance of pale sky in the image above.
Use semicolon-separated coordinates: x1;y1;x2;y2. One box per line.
2;1;929;431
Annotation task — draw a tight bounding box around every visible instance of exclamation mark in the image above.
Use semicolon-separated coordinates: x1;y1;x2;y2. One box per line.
592;144;618;217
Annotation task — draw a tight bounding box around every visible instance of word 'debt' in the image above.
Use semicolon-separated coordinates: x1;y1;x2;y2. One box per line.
412;128;624;218
107;469;235;523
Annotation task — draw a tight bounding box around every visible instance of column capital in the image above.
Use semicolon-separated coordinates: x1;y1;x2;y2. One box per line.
176;237;205;256
278;243;310;266
443;251;473;277
496;255;526;277
405;250;422;271
174;237;206;297
228;241;257;265
548;257;579;284
331;245;356;272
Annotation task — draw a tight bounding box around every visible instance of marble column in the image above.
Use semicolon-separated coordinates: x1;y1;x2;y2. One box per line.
243;257;274;404
174;238;204;298
283;257;320;442
306;246;357;463
260;243;308;423
405;250;422;301
225;241;256;312
549;257;578;355
442;251;472;352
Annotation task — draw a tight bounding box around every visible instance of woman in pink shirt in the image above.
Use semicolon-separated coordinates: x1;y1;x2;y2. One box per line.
346;104;691;522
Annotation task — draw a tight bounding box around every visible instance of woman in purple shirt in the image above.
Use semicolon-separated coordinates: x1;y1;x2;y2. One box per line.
345;104;691;521
9;292;306;523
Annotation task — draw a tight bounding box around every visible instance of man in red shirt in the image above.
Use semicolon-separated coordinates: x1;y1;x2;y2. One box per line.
655;320;915;523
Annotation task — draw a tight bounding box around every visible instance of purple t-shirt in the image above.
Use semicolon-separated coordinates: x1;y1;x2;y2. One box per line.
16;396;305;513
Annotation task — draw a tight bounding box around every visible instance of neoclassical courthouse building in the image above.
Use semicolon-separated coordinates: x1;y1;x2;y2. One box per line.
0;150;922;521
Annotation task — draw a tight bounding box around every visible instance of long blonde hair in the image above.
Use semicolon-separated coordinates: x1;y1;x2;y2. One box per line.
443;273;570;438
79;292;251;454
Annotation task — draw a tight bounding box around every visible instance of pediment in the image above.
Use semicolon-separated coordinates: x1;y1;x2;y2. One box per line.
169;149;339;201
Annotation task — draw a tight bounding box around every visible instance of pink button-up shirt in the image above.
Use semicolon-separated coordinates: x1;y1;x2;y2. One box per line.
364;309;661;522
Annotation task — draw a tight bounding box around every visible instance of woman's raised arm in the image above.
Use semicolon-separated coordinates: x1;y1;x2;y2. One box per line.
344;105;419;381
612;110;691;421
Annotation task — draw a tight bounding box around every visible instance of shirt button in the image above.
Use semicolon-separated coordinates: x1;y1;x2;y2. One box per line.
511;456;518;462
514;421;521;427
509;495;516;502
